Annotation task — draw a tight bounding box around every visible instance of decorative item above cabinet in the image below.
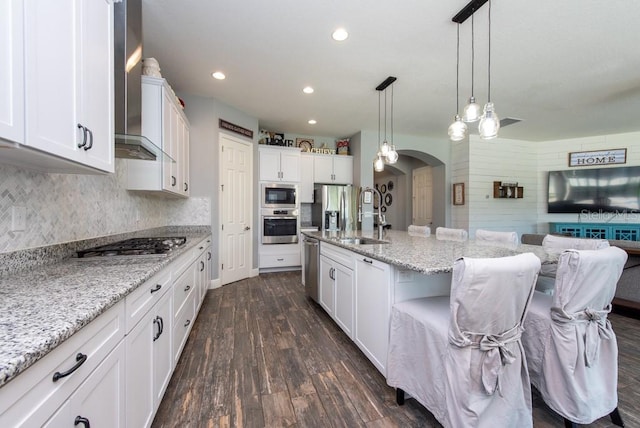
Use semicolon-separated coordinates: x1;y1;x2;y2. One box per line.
493;181;523;199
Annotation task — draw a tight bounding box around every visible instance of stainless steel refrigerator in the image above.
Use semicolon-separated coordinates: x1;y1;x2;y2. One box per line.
311;184;359;232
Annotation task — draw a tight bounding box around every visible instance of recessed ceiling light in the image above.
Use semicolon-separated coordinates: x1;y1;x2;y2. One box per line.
211;71;226;80
332;28;349;41
308;119;317;125
303;86;314;94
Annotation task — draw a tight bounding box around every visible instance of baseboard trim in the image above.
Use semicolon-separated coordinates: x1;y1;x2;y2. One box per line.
209;278;221;289
612;298;640;320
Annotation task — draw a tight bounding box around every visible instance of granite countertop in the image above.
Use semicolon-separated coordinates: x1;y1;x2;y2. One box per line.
304;229;553;274
0;227;211;389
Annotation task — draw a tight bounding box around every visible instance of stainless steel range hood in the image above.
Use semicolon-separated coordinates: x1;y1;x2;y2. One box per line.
114;0;171;161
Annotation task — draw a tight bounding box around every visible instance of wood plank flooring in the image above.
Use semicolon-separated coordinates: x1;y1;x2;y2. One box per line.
152;271;640;428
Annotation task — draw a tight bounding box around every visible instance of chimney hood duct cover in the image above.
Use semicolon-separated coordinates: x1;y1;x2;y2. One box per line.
113;0;172;162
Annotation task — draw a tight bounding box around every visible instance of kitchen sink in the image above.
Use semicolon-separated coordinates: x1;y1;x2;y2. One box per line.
336;237;388;245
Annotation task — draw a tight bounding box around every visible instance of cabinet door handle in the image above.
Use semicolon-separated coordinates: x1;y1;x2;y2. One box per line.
77;124;87;148
184;285;191;292
200;261;205;271
184;182;188;191
153;317;160;341
159;316;164;335
207;251;211;260
84;128;93;151
74;416;90;428
172;176;177;186
52;353;87;382
244;226;251;231
184;319;191;328
363;258;373;264
150;284;162;294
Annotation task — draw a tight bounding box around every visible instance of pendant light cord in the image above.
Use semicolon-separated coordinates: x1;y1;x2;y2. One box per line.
487;0;491;102
390;84;394;142
471;14;475;97
378;91;381;149
384;90;388;141
456;24;460;112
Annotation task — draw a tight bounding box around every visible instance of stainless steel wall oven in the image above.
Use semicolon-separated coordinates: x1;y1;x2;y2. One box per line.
261;209;298;244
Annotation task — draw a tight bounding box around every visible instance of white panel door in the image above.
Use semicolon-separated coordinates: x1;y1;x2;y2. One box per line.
220;133;252;285
412;165;433;226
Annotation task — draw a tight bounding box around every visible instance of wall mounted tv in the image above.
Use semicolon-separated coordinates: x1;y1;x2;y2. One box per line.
548;166;640;213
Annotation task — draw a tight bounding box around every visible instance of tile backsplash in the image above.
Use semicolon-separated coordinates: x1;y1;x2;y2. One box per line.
0;161;210;253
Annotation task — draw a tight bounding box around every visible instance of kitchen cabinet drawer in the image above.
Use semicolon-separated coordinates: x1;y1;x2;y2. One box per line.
259;253;301;268
0;301;125;427
320;242;355;270
173;291;196;364
173;263;196;320
125;267;171;333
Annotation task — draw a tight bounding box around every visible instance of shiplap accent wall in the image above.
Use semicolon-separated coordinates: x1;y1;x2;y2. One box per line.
467;136;538;238
537;131;640;231
451;138;470;230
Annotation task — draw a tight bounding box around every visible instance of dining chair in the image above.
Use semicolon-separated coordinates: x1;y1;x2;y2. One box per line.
536;234;610;294
435;226;468;241
408;225;431;236
475;229;519;248
521;246;627;428
387;253;541;427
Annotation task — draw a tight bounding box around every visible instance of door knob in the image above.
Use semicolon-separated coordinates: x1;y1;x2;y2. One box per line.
244;226;251;230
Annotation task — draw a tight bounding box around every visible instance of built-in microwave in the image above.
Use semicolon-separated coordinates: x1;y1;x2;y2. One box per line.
261;183;297;208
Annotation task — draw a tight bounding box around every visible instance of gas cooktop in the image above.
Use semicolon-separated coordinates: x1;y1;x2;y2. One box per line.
76;237;187;258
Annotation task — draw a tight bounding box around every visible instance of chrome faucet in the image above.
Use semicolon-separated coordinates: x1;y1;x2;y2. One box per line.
359;186;385;240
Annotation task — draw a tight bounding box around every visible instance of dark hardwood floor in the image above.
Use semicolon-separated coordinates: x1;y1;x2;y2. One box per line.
152;271;640;428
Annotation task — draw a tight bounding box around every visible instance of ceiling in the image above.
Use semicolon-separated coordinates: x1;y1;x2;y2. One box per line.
141;0;640;143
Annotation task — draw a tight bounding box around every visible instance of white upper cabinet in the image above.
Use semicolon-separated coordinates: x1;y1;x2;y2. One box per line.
299;153;314;203
0;1;24;145
259;146;301;182
313;154;353;184
126;76;190;198
19;0;115;173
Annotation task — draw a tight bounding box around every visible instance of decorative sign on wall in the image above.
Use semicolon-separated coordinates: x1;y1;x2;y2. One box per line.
219;119;253;139
568;148;626;167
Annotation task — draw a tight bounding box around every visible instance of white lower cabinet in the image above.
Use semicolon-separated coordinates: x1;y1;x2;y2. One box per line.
125;286;172;428
44;341;126;428
354;256;392;375
319;243;355;338
0;235;212;428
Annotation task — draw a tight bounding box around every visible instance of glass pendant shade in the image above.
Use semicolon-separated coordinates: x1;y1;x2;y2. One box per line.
479;102;500;140
386;145;398;164
380;140;390;156
373;153;385;172
462;96;482;122
448;115;467;141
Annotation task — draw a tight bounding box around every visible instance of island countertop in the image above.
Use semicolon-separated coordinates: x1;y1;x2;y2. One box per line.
0;228;211;389
303;229;553;274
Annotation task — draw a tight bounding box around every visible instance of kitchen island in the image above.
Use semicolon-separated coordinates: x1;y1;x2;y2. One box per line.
302;229;553;375
0;226;211;427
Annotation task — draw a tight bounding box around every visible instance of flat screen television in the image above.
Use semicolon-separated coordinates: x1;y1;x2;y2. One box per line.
548;166;640;213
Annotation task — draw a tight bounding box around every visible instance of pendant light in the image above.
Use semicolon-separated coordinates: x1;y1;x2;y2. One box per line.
478;0;500;139
462;15;482;123
380;88;391;157
386;83;399;163
373;90;385;172
448;24;467;141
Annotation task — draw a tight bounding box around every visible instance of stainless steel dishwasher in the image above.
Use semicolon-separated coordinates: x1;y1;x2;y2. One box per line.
303;236;319;302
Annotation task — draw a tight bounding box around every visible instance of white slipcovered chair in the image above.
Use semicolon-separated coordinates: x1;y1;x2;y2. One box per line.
521;246;627;427
536;235;610;294
435;226;468;241
387;253;541;427
408;225;431;236
475;229;519;248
